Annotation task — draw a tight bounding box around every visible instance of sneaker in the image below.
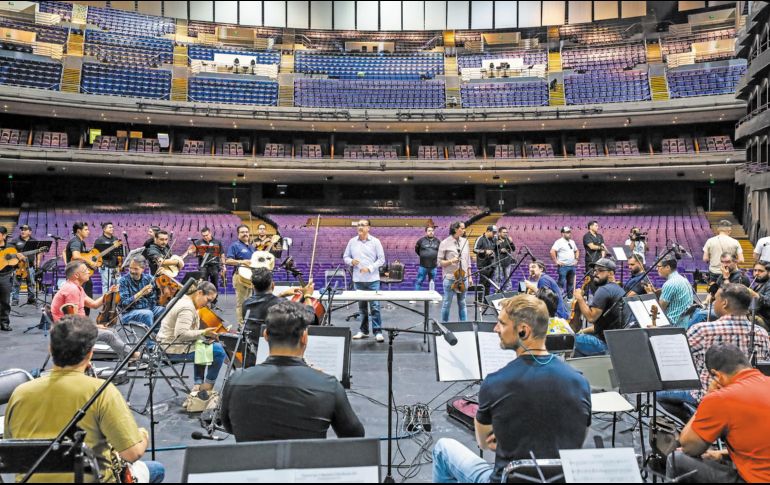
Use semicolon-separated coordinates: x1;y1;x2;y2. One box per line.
375;333;385;343
0;325;11;332
352;332;370;340
409;301;416;305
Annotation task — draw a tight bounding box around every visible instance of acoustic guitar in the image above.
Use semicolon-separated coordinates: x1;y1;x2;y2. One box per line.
82;241;123;275
0;247;48;272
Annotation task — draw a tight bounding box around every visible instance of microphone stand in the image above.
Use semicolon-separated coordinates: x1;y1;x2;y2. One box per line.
380;326;442;483
466;254;517;319
318;264;344;326
21;277;198;483
499;247;536;295
750;298;758;367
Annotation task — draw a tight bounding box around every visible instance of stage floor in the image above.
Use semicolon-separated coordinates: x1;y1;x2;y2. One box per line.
1;295;644;482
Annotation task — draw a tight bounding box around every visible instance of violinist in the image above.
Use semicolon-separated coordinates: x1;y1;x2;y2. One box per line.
118;255;165;328
145;230;173;276
439;222;471;323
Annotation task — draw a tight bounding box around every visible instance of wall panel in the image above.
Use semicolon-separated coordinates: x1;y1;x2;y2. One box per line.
287;1;309;28
518;1;541;27
163;1;188;20
264;0;286;26
357;1;379;30
310;0;333;29
424;0;447;29
495;1;518;28
215;0;238;23
403;1;425;30
541;0;564;25
381;1;403;30
568;0;592;23
334;0;356;29
593;0;617;20
447;0;469;29
189;1;213;21
239;0;263;25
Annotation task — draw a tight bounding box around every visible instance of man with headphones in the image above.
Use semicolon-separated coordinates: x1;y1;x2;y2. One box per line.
432;294;591;483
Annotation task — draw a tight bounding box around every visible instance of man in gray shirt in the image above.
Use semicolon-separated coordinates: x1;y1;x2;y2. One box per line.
343;219;386;342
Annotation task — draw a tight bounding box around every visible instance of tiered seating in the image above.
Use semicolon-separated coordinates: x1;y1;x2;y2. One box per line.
81;63;171;99
188;77;278;105
84;31;173;67
91;136;126;151
300;144;322;158
565;70;650;104
38;1;73;22
607;140;640;156
264;143;291;157
494;144;523;158
461;81;549;107
575;142;602;157
87;6;175;37
667;64;746;98
661;28;736;59
559;23;626;44
662;138;696;154
418;146;440;159
0;56;61;90
182;140;209;155
187;46;281;65
215;142;244;156
294;79;445;109
562;43;646;71
697;135;734;152
0;129;28;145
448;145;475;159
0;17;68;44
295;51;443;79
128;138;160;153
344;145;397;159
301;30;440;52
457;49;548;69
32;131;68;148
527;144;555;158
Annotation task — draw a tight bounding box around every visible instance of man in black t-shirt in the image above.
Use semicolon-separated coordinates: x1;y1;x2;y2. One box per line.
241;267;283;365
0;226;25;331
496;227;516;291
221;300;364;442
474;225;498;297
65;221;93;313
413;226;440;293
582;220;606;269
573;258;626;356
188;227;225;290
93;221;120;296
10;224;38;305
141;225;161;259
145;230;173;276
623;253;648;297
432;294;591;483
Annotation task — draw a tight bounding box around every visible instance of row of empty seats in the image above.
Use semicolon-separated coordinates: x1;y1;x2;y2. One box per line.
559;23;626;44
344;145;398;159
128;138;160;153
457;49;548;69
527;144;556;158
448;145;475;159
294;78;445;109
264;143;292;157
32;131;68;148
461;81;549;108
295;51;444;80
91;136;126;151
606;140;640;156
0;129;29;145
418;146;441;159
0;16;68;44
84;30;173;67
182;140;210;155
565;70;650;105
661;28;736;59
187;46;281;65
0;56;61;90
575;142;601;157
86;6;175;38
188;77;278;105
494;144;524;158
697;135;734;152
562;43;646;71
81;63;171;99
667;64;746;98
38;1;73;22
300;144;322;158
662;138;696;154
215;142;245;156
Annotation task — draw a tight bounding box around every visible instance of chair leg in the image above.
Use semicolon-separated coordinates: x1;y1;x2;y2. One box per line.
612;412;617;448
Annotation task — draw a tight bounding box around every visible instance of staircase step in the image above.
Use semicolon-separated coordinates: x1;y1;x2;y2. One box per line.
649;75;670;101
548;51;562;72
171;78;188;102
646;43;662;63
66;33;84;56
173;45;188;67
280;53;295;73
60;67;81;93
549;82;565;106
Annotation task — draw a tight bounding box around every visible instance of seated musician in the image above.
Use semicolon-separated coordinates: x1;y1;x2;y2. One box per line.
623;253;649;297
220;300;364;442
688;253;750;327
3;315;165;483
660;283;770;408
432;294;591;483
144;230;173;276
667;344;770;483
524;261;569;319
646;257;693;328
52;261;137;362
157;281;226;398
572;258;626;357
118;255;165;328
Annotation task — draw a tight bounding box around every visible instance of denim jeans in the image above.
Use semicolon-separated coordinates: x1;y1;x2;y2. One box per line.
495;265;513;291
122;307;165;328
144;460;166;483
98;266;118;296
442;278;468;322
658;390;698;407
167;342;226;385
573;334;609;357
354;280;382;335
432;438;494;483
688;309;717;328
11;266;35;303
557;265;577;299
414;266;437;291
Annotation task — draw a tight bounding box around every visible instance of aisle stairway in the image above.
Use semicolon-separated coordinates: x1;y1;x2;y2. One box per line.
233;211;277;235
0;208;19;236
650;75;670;101
706;211;755;269
465;213;504;259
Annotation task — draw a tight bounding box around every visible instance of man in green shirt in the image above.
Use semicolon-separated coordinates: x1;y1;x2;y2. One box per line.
4;315;165;483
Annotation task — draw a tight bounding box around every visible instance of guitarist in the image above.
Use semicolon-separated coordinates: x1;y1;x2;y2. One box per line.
0;226;24;331
118;255;165;328
10;224;37;306
94;221;120;297
65;221;94;315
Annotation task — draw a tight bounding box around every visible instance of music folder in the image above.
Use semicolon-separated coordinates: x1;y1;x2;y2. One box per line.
433;322;517;382
605;327;700;394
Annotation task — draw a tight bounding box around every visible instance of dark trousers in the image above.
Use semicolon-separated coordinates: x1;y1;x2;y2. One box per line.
83;279;93;316
667;451;744;483
478;260;495;297
0;273;13;328
201;265;221;289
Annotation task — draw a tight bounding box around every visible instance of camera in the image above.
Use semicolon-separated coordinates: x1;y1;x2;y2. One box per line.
630;230;647;242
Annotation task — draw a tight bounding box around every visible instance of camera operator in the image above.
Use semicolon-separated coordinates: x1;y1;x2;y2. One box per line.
625;227;647;256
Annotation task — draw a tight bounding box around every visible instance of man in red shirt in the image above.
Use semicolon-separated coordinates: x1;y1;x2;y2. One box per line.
667;344;770;483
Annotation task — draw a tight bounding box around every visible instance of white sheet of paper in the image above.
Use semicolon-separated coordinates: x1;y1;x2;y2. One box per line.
560;448;642;483
478;331;516;379
188;466;378;483
188;469;293;482
613;247;629;261
627;299;671;328
255;335;346;382
649;334;699;382
435;331;481;381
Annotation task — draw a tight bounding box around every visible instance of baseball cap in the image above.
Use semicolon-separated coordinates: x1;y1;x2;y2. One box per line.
486;225;498;232
593;258;617;272
561;226;572;233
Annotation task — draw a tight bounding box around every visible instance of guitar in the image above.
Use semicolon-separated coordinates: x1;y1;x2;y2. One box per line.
82;241;123;275
0;247;48;272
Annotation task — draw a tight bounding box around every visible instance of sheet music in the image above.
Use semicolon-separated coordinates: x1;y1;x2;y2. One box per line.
560;448;642;483
255;336;346;382
188;466;378;483
435;331;481;381
627;299;671;328
478;331;516;379
613;247;629;261
649;334;698;382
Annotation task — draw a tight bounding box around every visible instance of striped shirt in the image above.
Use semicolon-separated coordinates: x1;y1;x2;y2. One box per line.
660;271;693;327
687;315;770;401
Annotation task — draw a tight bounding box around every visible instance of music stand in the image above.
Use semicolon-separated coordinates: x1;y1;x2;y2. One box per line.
624;293;672;328
485;292;517;315
0;438;99;482
433;322;517;382
181;438;380;482
17;240;52;308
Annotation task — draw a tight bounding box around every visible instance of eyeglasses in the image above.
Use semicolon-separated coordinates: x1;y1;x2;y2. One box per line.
357;223;369;227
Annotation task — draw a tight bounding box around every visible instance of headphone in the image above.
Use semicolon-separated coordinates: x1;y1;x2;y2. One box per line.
518;329;527;339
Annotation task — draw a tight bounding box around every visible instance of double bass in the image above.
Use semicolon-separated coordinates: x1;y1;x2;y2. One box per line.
290;215;326;324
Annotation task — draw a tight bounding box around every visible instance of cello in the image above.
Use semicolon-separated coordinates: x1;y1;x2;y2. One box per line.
198;306;243;365
569;273;593;333
290;215;326;324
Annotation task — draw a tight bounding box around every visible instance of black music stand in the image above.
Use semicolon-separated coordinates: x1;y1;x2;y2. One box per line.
16;240;52;308
0;437;99;482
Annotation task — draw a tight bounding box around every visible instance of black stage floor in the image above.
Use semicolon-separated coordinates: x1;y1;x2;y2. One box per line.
0;295;646;483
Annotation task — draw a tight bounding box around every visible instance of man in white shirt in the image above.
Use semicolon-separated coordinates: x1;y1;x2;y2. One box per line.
703;220;744;283
550;227;579;300
343;219;386;342
754;235;770;264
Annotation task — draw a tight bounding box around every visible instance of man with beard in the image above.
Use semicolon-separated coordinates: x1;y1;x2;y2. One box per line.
413;226;440;293
226;225;256;326
650;257;694;328
524;261;568;319
748;261;770;327
623;253;649;297
432;294;591;483
688;253;747;327
572;258;626;356
474;226;498;298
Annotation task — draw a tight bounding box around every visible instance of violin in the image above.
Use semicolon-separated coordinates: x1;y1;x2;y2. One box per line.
15;258;29;280
450;232;470;294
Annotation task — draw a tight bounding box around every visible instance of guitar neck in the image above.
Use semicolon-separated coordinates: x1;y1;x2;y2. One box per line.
98;244;121;258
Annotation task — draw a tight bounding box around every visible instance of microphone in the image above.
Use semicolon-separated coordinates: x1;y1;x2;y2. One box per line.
191;431;225;441
47;234;63;240
432;319;458;346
